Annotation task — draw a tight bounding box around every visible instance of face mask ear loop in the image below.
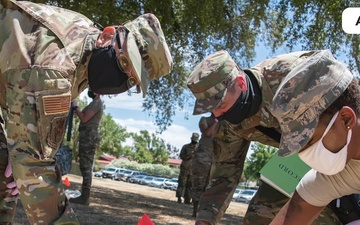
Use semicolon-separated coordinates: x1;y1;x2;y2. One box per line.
321;111;339;139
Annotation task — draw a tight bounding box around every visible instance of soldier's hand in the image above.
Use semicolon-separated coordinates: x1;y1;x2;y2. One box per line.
71;101;78;110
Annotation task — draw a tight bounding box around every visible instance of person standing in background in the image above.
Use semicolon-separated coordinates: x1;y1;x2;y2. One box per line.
70;89;103;205
192;114;218;217
176;132;199;204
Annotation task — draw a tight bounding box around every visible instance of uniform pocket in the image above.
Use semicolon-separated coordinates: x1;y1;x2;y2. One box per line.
34;88;71;158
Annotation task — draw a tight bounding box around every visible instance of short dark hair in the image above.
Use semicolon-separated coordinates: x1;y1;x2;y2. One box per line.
321;79;360;120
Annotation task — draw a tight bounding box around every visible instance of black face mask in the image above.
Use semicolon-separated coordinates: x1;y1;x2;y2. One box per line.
88;90;96;98
217;72;262;124
191;141;198;145
88;33;130;95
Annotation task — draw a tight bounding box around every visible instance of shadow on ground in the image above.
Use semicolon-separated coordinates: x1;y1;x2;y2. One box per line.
14;181;243;225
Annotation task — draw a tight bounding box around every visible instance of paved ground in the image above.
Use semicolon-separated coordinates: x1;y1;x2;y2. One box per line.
14;174;249;225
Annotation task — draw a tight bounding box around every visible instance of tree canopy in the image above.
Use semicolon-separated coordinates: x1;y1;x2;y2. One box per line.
30;0;359;131
243;142;277;185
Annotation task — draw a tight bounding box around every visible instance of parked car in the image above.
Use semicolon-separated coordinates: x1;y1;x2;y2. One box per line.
236;189;257;203
121;170;149;182
101;167;123;179
163;178;178;191
131;171;149;177
93;170;103;177
128;175;146;184
114;169;132;181
148;177;168;188
232;188;243;201
139;176;155;185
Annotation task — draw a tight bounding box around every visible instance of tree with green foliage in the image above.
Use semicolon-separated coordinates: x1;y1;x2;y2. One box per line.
98;114;130;158
263;0;359;76
166;143;180;159
129;130;169;164
243;142;277;186
149;133;169;164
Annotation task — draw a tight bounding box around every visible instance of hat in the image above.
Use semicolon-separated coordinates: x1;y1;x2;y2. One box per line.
271;50;354;157
124;13;173;97
187;50;240;115
191;132;199;142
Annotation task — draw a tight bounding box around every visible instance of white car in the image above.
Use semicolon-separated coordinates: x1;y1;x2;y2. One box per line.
139;176;155;185
232;188;243;201
101;167;123;179
93;170;103;177
237;189;257;203
148;177;168;188
163;178;178;191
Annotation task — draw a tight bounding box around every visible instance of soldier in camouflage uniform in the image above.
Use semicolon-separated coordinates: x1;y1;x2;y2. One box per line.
191;114;218;217
176;132;199;204
70;90;103;205
269;45;359;224
0;0;173;224
187;50;342;225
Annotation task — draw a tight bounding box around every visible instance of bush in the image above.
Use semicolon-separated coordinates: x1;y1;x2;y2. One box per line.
108;160;179;178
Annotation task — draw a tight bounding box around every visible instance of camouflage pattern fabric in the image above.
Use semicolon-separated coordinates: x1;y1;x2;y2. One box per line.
124;14;173;97
176;142;198;198
188;50;342;225
78;99;103;190
0;0;172;224
271;50;354;157
55;145;73;176
78;127;100;190
244;182;342;225
0;0;100;224
0;111;17;224
192;116;215;202
192;145;212;202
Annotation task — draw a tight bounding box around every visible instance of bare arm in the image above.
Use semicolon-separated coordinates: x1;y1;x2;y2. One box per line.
270;191;325;225
74;107;95;123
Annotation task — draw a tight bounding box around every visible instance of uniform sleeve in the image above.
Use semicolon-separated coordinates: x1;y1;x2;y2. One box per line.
179;145;187;160
197;121;251;224
199;116;207;127
296;160;360;207
86;100;102;114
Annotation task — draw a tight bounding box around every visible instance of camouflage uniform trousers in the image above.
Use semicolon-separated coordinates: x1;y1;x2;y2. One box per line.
192;144;212;202
243;182;342;225
78;126;100;190
176;161;192;199
0;69;79;224
0;114;17;224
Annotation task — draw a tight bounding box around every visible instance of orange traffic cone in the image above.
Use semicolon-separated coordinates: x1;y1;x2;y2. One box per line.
63;177;70;187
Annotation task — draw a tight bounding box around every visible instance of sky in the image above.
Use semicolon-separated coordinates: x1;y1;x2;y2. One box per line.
82;44;350;158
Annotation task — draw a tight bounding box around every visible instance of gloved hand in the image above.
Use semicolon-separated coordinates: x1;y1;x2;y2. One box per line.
5;154;19;195
71;101;78;110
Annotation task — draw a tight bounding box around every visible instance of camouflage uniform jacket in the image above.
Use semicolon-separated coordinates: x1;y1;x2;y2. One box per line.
199;50;324;224
0;1;100;224
0;0;101;107
179;142;198;167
